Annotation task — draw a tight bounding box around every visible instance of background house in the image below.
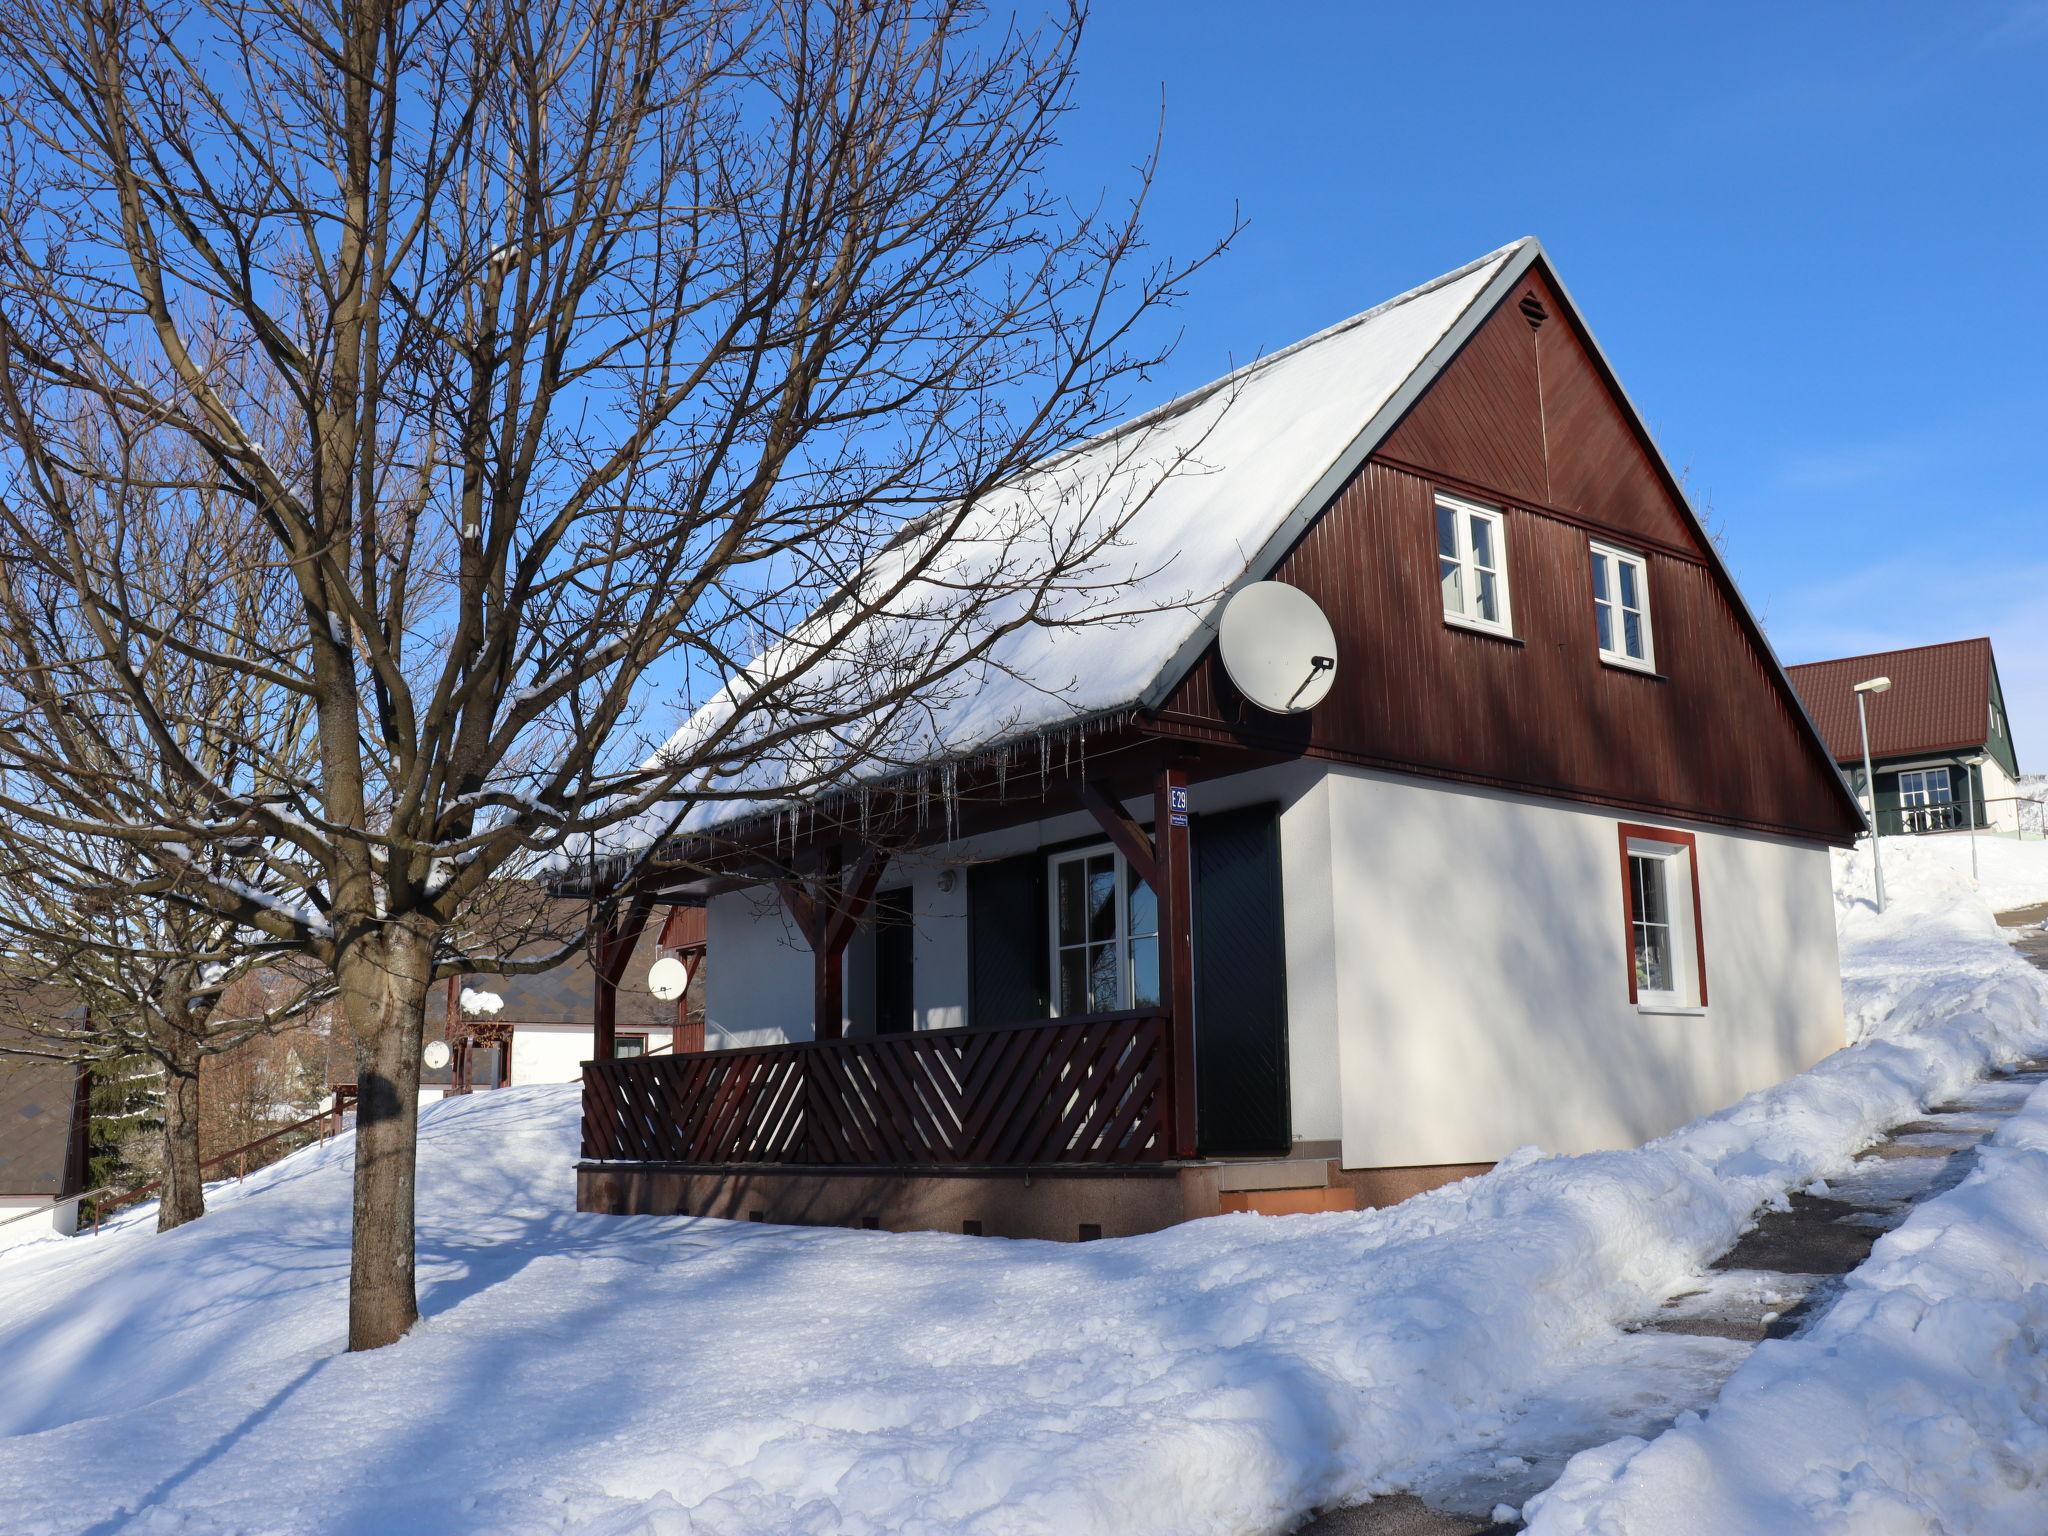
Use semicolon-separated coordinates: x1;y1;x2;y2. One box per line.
1787;639;2033;836
579;237;1865;1239
444;905;702;1088
0;1020;89;1252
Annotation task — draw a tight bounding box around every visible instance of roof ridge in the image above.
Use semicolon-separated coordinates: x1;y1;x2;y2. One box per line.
1091;237;1535;447
1786;636;1994;672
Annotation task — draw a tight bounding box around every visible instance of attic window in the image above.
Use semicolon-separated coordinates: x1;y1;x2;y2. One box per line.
1519;293;1549;330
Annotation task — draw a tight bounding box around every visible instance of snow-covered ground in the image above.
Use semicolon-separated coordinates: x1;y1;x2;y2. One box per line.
1;847;2045;1536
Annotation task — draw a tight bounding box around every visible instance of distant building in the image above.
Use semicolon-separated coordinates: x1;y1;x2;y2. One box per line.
1787;638;2027;835
443;905;703;1089
0;1020;89;1251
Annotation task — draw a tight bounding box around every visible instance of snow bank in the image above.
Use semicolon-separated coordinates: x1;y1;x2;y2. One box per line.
1524;1075;2048;1536
0;858;2044;1535
1836;831;2048;924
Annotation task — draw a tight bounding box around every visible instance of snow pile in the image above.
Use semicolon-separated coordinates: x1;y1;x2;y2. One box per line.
0;856;2044;1534
1833;837;2048;1062
1524;1074;2048;1535
1836;831;2048;922
459;985;504;1016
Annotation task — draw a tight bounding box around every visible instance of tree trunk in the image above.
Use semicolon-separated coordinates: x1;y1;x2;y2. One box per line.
344;934;433;1351
157;1046;205;1232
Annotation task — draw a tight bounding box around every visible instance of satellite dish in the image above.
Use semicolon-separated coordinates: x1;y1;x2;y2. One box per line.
1217;582;1338;714
422;1040;452;1071
647;955;691;1002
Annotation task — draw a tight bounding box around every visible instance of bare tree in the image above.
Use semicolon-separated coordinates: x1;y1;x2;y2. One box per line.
0;0;1224;1348
0;814;339;1230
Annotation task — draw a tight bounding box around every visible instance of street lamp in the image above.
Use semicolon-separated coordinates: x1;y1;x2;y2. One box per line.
1854;676;1893;913
1962;753;1988;887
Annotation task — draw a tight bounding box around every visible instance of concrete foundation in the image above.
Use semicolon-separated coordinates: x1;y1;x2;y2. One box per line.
576;1155;1495;1240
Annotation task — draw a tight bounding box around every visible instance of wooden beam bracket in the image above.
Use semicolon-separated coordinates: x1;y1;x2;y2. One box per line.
1079;781;1159;889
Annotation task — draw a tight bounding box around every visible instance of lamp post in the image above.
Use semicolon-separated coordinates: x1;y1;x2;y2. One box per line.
1854;676;1893;913
1962;752;1988;887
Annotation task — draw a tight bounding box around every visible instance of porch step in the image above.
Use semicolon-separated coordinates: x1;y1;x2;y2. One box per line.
1212;1157;1336;1193
1221;1186;1359;1217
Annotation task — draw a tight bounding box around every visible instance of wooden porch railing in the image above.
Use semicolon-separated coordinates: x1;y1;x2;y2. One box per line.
581;1010;1174;1168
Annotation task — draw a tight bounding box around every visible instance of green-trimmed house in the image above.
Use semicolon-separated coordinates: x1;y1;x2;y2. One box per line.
1787;638;2029;835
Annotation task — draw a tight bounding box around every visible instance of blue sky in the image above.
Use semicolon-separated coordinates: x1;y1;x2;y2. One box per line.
1054;1;2048;770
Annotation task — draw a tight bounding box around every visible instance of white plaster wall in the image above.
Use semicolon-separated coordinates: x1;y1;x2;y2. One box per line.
0;1194;77;1251
704;888;819;1046
1981;754;2022;831
1327;765;1846;1168
509;1024;675;1085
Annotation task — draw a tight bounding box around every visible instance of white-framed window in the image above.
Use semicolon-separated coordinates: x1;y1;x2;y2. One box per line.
1048;844;1159;1016
1897;767;1953;807
1589;540;1654;671
1897;766;1956;833
1435;493;1513;636
1621;826;1705;1010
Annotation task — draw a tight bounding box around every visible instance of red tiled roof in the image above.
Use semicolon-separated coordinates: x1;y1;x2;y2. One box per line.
1785;639;1995;764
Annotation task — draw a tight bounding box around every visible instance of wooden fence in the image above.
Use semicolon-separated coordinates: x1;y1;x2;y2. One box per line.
581;1010;1174;1168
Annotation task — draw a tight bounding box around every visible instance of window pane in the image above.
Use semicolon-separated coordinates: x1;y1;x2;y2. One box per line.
1059;947;1088;1015
1088;943;1120;1013
1470;515;1497;572
1591;552;1610;602
1622;609;1644;659
1476;569;1499;623
1618;560;1640;610
1633;854;1668;927
1129;934;1160;1009
1126;871;1157;940
1635;921;1673;994
1436;503;1459;562
1056;860;1084;945
1440;556;1464;615
1087;856;1117;943
1595;599;1615;653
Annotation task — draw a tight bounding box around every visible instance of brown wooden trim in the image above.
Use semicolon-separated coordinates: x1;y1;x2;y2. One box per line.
1079;781;1159;889
775;881;821;948
1616;821;1709;1007
1373;453;1711;568
593;890;658;1061
1154;766;1197;1159
1139;712;1858;848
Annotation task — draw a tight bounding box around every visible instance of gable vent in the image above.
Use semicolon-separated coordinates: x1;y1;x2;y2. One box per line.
1518;293;1549;330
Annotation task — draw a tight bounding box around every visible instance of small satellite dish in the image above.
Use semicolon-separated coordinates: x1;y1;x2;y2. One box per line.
647;955;691;1002
1217;582;1338;714
422;1040;452;1071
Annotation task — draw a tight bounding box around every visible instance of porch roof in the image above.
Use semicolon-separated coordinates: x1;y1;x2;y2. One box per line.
617;239;1538;852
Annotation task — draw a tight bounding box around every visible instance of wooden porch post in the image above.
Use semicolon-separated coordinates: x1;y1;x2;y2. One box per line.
777;845;890;1044
1154;766;1197;1159
592;889;657;1061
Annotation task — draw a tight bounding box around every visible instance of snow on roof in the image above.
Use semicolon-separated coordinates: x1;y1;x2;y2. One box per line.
631;240;1532;846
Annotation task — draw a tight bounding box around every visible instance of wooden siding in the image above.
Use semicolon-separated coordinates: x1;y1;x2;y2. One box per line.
1154;266;1860;844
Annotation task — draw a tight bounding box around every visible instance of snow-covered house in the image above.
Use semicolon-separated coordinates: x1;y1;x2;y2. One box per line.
0;1024;89;1252
576;238;1865;1239
1787;638;2030;836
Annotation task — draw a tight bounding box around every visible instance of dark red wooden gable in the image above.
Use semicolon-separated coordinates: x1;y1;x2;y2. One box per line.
1152;261;1863;846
